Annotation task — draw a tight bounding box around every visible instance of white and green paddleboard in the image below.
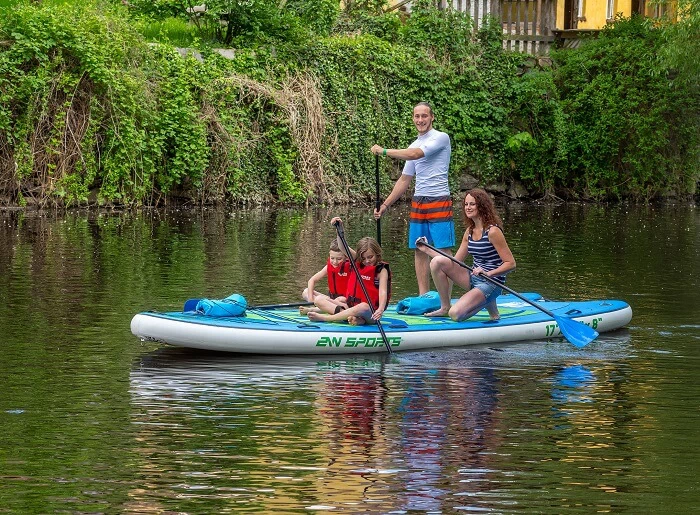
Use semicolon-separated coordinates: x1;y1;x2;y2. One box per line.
131;293;632;354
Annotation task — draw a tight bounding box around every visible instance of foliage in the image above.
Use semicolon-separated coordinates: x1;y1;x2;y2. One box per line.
0;2;696;207
549;15;697;199
127;0;338;46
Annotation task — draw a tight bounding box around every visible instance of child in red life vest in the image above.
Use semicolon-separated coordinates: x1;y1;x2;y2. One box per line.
300;238;352;315
308;217;391;326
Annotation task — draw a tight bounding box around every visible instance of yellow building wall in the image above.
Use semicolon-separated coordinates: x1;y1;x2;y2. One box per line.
556;0;676;30
556;0;634;30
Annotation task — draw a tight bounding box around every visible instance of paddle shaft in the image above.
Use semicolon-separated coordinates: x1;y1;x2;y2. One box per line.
375;155;382;246
253;301;314;310
335;221;393;354
185;299;313;312
420;241;560;319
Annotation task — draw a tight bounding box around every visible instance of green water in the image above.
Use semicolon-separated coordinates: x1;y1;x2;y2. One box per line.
1;203;698;513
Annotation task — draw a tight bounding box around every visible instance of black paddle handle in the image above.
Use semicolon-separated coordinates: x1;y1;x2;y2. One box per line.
375;154;382;246
419;240;558;319
334;221;393;354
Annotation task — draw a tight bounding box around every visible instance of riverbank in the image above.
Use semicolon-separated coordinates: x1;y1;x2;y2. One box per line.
1;2;697;208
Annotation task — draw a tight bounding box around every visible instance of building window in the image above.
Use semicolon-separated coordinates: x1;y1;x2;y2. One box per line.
577;0;584;18
606;0;615;19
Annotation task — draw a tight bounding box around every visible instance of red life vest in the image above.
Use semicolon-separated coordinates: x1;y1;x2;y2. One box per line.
345;262;392;310
327;258;351;299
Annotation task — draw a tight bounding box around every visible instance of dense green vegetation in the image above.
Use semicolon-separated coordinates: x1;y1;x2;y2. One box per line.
0;0;696;206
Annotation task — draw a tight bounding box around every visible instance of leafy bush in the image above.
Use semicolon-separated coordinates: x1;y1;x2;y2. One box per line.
0;2;696;206
549;15;696;199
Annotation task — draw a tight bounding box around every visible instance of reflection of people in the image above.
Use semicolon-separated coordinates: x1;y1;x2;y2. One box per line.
397;367;501;511
308;218;392;326
371;102;455;295
300;239;351;315
416;188;516;321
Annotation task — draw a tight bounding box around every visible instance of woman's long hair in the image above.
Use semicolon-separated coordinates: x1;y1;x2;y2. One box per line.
463;188;503;236
355;237;383;265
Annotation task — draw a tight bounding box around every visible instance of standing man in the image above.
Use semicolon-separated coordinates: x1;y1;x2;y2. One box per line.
371;102;455;295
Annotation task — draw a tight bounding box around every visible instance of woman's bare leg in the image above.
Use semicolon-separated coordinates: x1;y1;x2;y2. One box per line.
448;288;488;322
425;256;471;317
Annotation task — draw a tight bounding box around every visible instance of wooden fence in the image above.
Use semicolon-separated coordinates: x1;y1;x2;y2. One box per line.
393;0;557;55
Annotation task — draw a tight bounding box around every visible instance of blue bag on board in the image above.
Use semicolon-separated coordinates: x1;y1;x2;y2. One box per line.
396;291;441;315
196;293;248;317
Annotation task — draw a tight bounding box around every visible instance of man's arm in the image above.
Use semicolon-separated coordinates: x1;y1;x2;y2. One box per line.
371;144;424;161
374;174;413;218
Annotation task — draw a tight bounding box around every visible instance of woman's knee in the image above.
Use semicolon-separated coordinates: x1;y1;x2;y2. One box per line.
430;255;450;273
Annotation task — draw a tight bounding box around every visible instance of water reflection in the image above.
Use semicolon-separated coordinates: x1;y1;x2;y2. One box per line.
3;204;699;512
397;368;501;511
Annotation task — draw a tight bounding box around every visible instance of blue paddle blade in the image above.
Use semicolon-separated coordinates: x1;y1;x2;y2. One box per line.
556;316;599;348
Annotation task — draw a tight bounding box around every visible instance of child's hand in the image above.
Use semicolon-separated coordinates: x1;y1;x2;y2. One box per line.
330;217;342;227
372;307;384;321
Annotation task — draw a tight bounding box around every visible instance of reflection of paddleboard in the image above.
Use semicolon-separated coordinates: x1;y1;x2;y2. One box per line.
130;293;632;354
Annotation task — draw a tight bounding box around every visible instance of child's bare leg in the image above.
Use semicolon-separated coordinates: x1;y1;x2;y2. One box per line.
308;303;368;323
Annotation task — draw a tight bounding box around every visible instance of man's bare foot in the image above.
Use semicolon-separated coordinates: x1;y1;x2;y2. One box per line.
299;306;319;315
308;311;329;322
425;307;450;317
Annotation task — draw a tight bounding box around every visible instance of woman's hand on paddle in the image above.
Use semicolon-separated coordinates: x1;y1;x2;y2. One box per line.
472;266;486;276
415;236;433;256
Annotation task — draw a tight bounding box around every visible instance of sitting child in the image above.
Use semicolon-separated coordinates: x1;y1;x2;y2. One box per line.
300;238;351;315
308;217;391;326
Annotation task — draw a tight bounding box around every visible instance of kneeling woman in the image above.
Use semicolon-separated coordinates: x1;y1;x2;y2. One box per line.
416;188;515;322
309;218;391;326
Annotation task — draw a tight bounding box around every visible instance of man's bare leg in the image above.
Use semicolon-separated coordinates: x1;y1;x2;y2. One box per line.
415;249;431;295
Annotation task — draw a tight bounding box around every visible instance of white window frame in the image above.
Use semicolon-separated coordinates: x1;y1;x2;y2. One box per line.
606;0;615;19
577;0;584;18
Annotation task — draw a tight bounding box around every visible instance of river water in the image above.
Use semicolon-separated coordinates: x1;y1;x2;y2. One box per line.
1;203;698;513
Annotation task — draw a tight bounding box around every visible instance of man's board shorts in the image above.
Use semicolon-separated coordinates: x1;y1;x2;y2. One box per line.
408;195;456;249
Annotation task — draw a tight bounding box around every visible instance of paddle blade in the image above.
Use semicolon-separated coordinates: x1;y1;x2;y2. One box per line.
556;316;599;348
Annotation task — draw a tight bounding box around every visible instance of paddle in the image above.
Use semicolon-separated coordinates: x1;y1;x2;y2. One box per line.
334;220;393;354
418;241;599;348
184;299;313;312
375;154;382;246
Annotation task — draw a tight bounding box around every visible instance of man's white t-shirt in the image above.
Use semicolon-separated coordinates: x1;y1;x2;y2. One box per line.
402;128;451;197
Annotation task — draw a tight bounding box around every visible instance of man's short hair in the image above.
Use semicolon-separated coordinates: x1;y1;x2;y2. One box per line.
415;101;433;115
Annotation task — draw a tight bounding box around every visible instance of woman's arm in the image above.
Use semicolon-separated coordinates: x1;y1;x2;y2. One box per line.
485;227;516;277
454;232;470;263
